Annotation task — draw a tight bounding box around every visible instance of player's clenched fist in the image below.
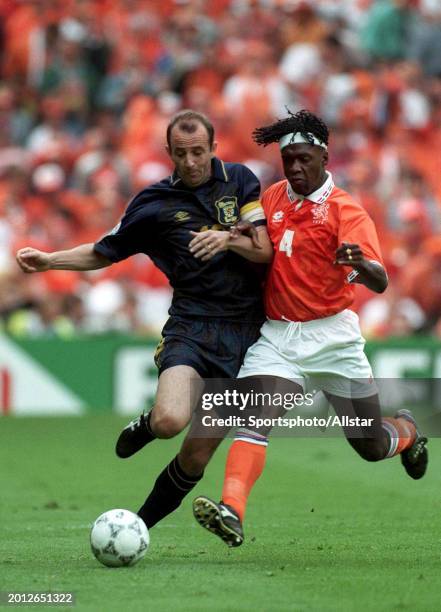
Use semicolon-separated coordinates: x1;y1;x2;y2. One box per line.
16;247;51;273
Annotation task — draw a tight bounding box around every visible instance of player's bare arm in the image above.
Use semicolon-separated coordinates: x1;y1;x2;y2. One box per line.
228;226;272;263
188;226;272;263
335;242;388;293
16;243;112;273
229;221;263;249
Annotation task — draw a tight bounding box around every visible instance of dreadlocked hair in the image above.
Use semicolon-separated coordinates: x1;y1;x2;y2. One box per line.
253;109;329;147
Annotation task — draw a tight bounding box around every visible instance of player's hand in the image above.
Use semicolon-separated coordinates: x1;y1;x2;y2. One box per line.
335;243;364;267
189;230;230;261
229;221;262;249
16;247;51;273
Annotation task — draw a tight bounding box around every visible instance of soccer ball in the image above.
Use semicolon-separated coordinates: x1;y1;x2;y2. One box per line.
90;509;149;567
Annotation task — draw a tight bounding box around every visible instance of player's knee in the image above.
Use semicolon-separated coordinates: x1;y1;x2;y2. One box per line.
151;411;185;439
355;439;387;462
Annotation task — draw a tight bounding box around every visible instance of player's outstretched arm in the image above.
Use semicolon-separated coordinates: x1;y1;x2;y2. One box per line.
16;243;112;273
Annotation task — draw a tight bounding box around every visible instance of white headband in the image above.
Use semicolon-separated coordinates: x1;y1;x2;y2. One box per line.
279;132;327;151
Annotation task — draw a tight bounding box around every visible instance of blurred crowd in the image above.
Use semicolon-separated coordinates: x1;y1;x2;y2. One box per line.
0;0;440;338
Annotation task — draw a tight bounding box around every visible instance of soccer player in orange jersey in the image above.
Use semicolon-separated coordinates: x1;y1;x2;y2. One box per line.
192;109;428;547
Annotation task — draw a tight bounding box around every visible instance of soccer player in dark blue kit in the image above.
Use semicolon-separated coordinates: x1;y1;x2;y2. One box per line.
16;110;273;530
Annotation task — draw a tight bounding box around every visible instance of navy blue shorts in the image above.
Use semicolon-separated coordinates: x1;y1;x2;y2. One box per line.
154;316;263;379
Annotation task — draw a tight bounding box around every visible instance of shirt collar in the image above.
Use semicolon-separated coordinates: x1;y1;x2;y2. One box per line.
170;157;229;187
287;171;334;205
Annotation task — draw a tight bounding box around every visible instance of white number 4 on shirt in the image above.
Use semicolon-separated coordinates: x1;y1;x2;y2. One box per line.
279;229;295;257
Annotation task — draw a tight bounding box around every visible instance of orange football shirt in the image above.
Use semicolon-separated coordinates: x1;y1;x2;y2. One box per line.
263;174;385;322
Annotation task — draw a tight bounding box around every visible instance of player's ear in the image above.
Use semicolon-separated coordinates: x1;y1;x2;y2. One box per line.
165;145;172;159
211;140;218;155
322;150;328;167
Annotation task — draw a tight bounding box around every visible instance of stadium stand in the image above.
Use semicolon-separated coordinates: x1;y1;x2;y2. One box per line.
0;0;440;337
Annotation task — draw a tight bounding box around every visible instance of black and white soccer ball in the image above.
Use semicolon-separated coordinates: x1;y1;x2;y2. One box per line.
90;509;150;567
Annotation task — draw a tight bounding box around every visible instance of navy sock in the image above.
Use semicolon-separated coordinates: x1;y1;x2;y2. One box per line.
138;456;203;528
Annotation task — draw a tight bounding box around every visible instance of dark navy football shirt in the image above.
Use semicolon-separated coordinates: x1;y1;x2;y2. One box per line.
94;158;266;321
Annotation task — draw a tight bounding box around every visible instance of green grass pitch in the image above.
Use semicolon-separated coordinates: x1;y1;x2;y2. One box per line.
0;416;439;611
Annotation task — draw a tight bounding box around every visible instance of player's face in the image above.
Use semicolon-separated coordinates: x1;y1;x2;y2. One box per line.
167;124;217;188
281;144;328;196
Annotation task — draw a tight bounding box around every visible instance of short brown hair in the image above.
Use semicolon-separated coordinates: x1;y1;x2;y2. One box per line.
166;109;215;148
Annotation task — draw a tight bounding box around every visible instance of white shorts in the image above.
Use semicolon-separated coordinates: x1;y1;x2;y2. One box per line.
238;310;377;399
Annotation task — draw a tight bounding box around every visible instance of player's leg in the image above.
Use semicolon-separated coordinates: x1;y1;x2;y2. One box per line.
138;417;229;529
221;395;273;524
192;424;269;547
316;310;428;478
134;365;208;528
194;373;299;546
193;320;306;545
326;392;428;478
136;318;264;529
116;315;211;459
177;434;226;477
325;392;389;460
137;377;255;530
115;365;199;458
216;323;304;526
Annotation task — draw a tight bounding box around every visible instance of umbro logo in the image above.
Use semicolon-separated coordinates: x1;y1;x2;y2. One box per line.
272;211;284;223
174;211;190;222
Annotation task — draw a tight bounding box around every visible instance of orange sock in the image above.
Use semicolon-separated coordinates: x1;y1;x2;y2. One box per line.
382;417;416;458
222;438;267;522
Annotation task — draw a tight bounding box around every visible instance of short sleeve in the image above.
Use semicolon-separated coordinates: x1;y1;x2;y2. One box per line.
94;194;158;262
338;200;384;267
237;165;266;227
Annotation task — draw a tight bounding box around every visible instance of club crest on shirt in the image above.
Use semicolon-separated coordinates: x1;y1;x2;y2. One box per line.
215;196;239;225
272;210;284;223
311;202;329;224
